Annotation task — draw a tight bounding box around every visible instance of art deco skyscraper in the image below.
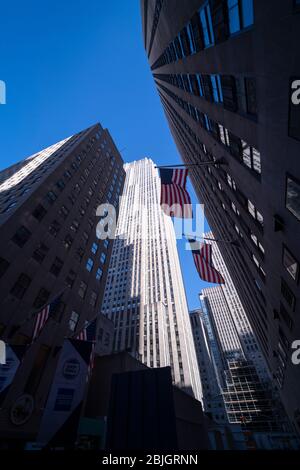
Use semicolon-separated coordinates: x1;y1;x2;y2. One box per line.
141;0;300;432
101;158;202;400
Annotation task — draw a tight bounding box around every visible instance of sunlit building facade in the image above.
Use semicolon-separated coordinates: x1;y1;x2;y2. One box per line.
101;158;202;400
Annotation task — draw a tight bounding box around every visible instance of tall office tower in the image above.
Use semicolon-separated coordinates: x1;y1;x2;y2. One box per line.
204;231;269;381
141;0;300;431
190;309;226;425
0;123;125;440
101;158;202;400
199;291;284;433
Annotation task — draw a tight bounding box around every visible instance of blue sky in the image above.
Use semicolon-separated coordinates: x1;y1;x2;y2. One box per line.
0;0;212;310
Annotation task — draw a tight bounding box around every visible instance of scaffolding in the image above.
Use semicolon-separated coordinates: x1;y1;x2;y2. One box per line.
222;360;283;432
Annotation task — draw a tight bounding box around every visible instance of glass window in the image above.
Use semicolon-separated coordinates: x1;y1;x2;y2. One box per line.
241;0;254;28
10;274;32;299
50;257;64;277
200;3;214;47
32;243;49;263
91;242;98;254
90;291;98;308
228;0;240;34
86;258;94;272
12;226;32;247
96;268;103;281
78;281;87;299
69;311;79;332
0;257;10;278
286;175;300;221
33;288;50;309
100;252;107;264
283;246;299;281
32;204;47;221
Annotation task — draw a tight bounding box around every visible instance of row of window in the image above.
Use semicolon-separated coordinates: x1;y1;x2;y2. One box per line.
151;0;254;70
158;82;261;177
154;73;257;117
160;92;299;311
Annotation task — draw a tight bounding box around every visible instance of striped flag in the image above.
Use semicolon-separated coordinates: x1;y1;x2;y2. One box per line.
189;240;225;284
159;168;192;218
75;318;97;374
32;295;62;340
76;318;97;342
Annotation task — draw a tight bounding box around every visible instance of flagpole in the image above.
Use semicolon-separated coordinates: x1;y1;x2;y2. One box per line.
155;158;227;169
184;234;239;246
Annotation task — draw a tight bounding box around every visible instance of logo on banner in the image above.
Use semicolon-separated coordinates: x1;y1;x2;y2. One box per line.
62;359;80;379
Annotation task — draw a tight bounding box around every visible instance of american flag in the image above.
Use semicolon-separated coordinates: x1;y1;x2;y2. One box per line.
76;318;97;341
159;168;192;218
76;318;97;374
32;295;62;340
189;240;225;284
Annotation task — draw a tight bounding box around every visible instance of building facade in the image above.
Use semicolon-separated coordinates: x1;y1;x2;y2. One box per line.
141;0;300;431
0;123;125;443
101;158;202;400
203;231;270;382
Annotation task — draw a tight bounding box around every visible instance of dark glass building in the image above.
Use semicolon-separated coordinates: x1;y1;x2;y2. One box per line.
0;123;125;443
141;0;300;433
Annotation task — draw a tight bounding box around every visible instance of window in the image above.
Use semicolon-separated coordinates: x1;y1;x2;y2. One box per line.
91;242;98;254
104;239;109;249
247;199;263;226
281;279;296;311
59;205;69;220
90;291;98;308
45;191;57;204
283;246;299;282
0;257;10;278
86;258;94;272
211;75;223;102
100;252;106;264
245;77;257;115
12;226;32;247
33;288;50;308
65;269;77;288
63;170;72;181
279;303;294;331
76;246;85;262
227;0;254;35
199;2;214;47
70;219;80;233
241;141;261;174
286;175;300;221
68;311;79;332
48;220;61;237
96;267;103;281
78;281;87;299
221;75;237;111
63;234;74;250
10;274;32;299
227;0;240;34
50;257;64;277
32;204;47;221
56;179;65;191
32;243;49;263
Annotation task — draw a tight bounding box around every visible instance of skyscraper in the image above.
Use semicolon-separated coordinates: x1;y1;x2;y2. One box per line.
203;231;269;382
101;158;202;400
0;123;125;441
141;0;300;432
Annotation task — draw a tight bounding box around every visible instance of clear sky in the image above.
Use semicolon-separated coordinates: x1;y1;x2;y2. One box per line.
0;0;213;310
